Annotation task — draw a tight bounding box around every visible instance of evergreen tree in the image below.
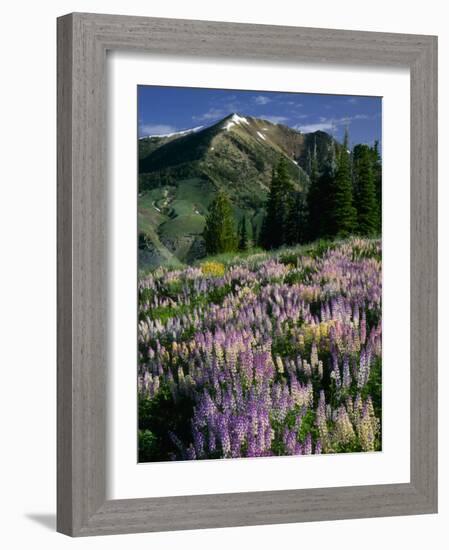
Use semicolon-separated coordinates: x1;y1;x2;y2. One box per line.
306;139;336;240
332;129;357;236
238;215;249;251
203;190;238;255
138;231;150;250
353;144;378;235
260;157;294;249
305;133;381;242
305;146;313;176
259;167;278;248
287;191;307;245
250;218;259;248
371;140;382;232
306;140;322;240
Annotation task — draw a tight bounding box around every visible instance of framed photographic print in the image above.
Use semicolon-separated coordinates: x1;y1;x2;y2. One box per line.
57;13;438;536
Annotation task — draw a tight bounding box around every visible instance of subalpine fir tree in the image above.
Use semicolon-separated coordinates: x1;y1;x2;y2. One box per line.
250;218;259;248
306;140;322;240
287;191;307;245
371;140;382;232
353;144;378;236
333;129;357;236
238;214;249;251
306;139;336;240
203;190;238;254
260;157;294;249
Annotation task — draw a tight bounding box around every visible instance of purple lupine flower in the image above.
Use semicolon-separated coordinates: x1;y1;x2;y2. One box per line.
330;349;341;389
284;428;297;455
217;415;231;457
192;425;205;458
357;348;371;388
294;442;303;455
304;433;312;455
360;311;367;345
342;354;351;389
207;426;217;453
186;445;196;460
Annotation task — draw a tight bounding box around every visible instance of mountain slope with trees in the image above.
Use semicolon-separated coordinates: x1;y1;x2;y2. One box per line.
138;113;381;268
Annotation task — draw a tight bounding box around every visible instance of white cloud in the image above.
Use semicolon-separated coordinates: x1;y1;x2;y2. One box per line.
294;114;369;134
139;124;178;136
295;122;335;133
192;108;225;121
254;95;271;105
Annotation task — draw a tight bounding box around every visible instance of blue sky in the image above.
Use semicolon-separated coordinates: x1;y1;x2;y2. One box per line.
138;86;381;147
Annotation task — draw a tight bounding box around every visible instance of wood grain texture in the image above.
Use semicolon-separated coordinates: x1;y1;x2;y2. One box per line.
57;12;438;536
57;13;74;536
409;36;438;508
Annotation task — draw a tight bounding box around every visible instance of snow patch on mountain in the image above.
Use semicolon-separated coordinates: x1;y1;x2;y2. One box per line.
140;126;203;139
223;113;250;131
257;131;266;141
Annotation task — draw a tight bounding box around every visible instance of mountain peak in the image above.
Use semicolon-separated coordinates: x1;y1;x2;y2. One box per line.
220;112;251;131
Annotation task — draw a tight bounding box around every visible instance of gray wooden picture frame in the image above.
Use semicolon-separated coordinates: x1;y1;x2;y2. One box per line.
57;12;438;537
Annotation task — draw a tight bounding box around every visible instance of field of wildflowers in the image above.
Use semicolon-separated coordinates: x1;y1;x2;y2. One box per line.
138;238;382;462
